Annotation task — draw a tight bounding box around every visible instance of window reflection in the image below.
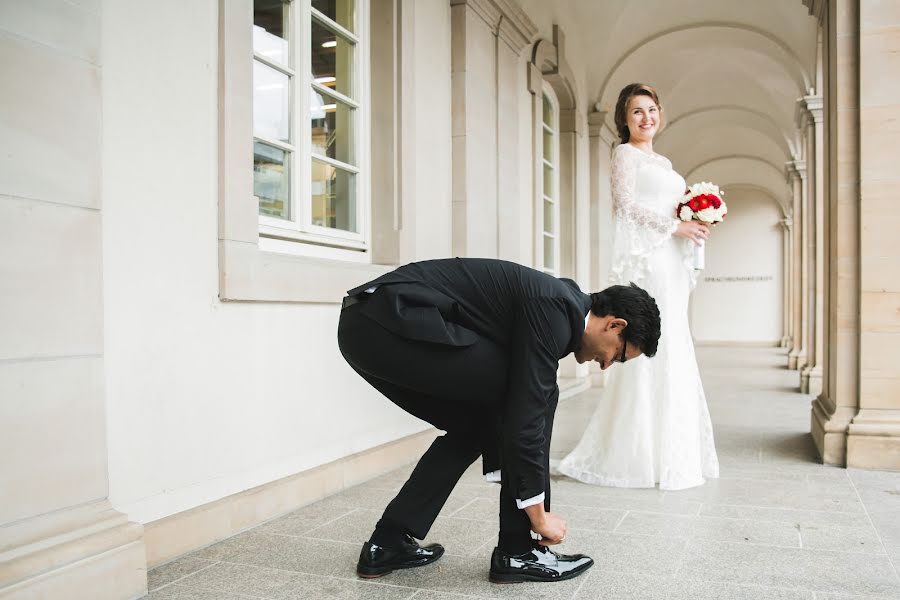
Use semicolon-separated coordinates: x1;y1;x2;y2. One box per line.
253;0;289;65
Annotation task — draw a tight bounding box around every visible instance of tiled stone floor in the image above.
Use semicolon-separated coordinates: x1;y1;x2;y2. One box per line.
146;346;900;599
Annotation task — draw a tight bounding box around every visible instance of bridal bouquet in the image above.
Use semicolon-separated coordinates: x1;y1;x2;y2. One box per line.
677;182;727;269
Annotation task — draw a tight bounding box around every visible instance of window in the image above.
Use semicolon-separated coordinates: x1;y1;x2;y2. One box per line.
540;83;560;275
252;0;369;252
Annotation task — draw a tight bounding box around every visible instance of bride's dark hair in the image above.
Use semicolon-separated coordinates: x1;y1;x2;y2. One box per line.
614;83;662;144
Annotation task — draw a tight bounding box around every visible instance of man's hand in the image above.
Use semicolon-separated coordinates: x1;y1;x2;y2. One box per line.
524;504;568;546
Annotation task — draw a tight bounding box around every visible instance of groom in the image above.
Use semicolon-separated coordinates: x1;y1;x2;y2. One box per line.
337;257;661;583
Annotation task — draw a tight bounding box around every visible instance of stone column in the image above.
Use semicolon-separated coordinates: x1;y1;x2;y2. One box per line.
496;8;533;265
846;0;900;470
450;0;535;259
810;0;859;466
780;217;794;349
588;111;617;293
799;101;816;393
786;161;807;370
802;95;826;395
0;3;146;597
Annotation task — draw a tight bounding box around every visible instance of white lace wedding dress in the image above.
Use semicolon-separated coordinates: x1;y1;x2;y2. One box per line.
557;143;719;490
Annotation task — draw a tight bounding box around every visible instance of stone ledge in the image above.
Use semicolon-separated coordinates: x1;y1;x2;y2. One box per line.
0;501;146;599
144;428;439;568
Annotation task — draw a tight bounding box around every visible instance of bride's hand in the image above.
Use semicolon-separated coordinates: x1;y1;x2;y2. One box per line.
674;220;710;246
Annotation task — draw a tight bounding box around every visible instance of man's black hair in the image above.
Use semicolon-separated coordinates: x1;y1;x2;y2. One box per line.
589;283;661;357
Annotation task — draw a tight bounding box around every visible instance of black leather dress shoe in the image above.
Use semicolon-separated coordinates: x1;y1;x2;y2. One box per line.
489;544;593;583
356;534;445;578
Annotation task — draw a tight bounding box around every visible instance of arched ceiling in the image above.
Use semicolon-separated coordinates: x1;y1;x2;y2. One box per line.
515;0;819;212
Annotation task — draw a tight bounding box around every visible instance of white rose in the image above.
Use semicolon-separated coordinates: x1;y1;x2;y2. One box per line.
679;205;694;221
697;207;718;223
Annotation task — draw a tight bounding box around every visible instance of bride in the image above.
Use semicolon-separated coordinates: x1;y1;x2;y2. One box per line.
557;83;719;490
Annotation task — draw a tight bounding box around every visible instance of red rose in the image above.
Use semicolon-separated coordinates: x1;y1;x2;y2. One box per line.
710;195;722;209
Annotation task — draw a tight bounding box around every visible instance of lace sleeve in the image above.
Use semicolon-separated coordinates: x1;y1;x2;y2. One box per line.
608;145;681;286
610;145;680;236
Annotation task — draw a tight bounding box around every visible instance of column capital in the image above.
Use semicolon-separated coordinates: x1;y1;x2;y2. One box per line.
803;94;824;124
795;98;813;129
781;217;794;230
589;110;618;145
785;160;807;182
451;0;538;53
802;0;826;24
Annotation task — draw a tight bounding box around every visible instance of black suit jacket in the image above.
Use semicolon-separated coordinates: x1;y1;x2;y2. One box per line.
347;258;591;501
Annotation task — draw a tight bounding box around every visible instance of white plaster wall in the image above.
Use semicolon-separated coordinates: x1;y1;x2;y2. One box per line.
690;189;784;343
102;0;437;523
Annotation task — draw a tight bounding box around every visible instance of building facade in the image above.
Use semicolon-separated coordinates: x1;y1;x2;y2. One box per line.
1;0;898;596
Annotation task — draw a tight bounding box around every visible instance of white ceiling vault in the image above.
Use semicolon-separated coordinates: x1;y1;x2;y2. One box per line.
516;0;820;213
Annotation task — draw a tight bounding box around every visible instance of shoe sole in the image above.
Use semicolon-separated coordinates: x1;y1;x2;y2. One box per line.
357;549;445;578
489;561;593;584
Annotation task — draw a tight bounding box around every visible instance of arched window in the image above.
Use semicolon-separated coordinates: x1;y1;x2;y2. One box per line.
540;81;560;275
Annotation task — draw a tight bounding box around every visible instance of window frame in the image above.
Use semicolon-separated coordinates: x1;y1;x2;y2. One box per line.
218;0;389;303
539;81;561;276
255;0;372;256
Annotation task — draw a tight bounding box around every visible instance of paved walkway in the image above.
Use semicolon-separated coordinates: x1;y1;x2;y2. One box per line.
146;346;900;599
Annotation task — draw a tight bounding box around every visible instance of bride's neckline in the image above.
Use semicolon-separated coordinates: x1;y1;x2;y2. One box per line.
622;142;666;160
623;143;663;159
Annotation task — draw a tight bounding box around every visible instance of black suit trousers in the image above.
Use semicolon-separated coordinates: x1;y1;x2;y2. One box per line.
337;302;551;546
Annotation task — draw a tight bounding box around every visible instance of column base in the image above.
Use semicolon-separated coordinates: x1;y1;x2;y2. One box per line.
803;365;823;397
810;395;855;466
847;410;900;471
788;349;807;371
0;501;146;600
788;349;799;369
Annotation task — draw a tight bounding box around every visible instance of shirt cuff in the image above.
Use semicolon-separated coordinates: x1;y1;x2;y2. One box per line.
516;492;545;510
484;470;502;483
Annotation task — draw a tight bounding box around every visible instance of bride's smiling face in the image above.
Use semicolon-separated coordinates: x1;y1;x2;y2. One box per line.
626;95;660;143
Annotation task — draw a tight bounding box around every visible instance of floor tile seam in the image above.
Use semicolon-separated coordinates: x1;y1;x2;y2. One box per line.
670;575;833;597
302;507;371;535
445;496;480;518
619;509;870;529
700;500;865;515
611;510;629;532
608;529;805;549
433;514;501;525
847;470;900;584
407;589;502;600
195;558;424;592
574;527;808;548
670;569;836;595
148;560;222;594
677;535;900;556
568;563;593;600
666;537;691;580
150;580;272;599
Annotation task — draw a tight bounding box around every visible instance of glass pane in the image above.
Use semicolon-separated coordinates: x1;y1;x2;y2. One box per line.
253;61;290;142
312;18;355;98
310;89;355;165
312;0;355;32
543;163;554;198
254;142;290;219
312;160;357;232
253;0;289;65
543;128;554;163
543;235;556;272
542;94;554;126
543;199;555;235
